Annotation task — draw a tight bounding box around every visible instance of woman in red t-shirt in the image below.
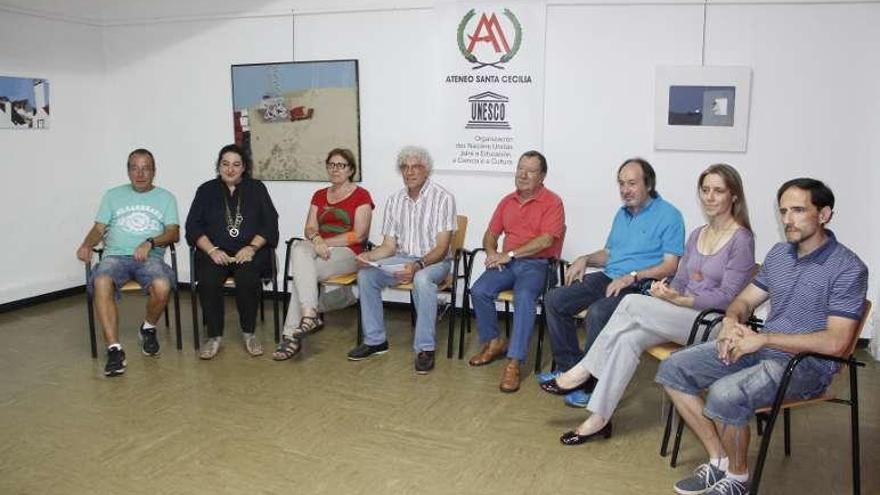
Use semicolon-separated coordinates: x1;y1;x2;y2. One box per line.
273;148;374;360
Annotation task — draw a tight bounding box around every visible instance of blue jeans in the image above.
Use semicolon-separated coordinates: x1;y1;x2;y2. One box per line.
544;271;638;372
357;255;451;352
655;341;831;427
88;255;176;301
470;258;550;361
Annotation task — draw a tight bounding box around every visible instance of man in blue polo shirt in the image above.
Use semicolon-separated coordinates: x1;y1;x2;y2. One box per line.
542;158;685;406
656;178;868;495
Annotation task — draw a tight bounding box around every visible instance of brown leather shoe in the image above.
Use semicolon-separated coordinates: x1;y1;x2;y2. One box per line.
468;337;508;366
499;361;521;393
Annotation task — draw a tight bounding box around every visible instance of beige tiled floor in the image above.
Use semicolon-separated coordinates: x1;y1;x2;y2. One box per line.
0;294;877;494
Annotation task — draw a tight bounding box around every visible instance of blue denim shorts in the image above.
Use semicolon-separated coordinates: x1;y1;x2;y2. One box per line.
655;341;830;427
87;255;176;301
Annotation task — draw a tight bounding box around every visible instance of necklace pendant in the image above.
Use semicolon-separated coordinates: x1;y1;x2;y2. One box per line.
228;227;240;238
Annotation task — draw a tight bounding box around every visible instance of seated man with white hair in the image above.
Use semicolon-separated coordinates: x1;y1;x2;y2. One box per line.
349;146;458;375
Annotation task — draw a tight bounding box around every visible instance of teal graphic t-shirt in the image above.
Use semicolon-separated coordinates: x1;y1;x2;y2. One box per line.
95;184;179;257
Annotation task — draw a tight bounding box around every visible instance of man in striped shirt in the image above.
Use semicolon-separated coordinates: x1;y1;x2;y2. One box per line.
656;178;868;495
350;146;457;374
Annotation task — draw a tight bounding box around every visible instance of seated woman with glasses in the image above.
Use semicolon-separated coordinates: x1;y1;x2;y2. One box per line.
273;148;374;361
540;163;755;445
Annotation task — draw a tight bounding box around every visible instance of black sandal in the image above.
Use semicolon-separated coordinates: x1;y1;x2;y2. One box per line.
272;337;302;361
291;316;324;337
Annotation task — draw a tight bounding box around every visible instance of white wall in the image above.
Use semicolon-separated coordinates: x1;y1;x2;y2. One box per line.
0;11;106;302
2;1;879;341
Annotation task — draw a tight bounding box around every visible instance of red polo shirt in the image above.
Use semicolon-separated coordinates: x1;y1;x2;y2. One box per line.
488;186;565;258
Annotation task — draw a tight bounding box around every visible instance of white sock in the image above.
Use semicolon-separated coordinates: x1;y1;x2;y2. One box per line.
142;320;156;330
726;470;749;483
710;456;730;472
108;343;122;351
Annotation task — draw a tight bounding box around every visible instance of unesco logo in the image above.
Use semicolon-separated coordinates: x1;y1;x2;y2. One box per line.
466;91;510;130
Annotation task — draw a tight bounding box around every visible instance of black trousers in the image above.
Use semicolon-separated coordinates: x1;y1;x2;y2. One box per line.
196;253;263;338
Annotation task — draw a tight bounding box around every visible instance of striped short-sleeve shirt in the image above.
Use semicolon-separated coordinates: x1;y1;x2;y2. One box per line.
753;231;868;377
381;179;457;258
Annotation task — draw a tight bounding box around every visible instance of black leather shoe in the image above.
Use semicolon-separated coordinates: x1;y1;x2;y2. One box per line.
559;422;613;445
415;351;435;374
540;378;584;396
347;341;389;361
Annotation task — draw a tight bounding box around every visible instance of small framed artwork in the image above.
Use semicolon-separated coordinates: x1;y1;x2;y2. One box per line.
0;76;50;129
654;66;752;152
231;60;361;181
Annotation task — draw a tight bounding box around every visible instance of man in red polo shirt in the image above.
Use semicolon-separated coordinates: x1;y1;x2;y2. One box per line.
468;150;565;392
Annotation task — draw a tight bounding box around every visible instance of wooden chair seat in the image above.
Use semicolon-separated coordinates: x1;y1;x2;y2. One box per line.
324;272;358;286
497;290;514;303
755;394;835;414
646;342;681;361
119;280;143;292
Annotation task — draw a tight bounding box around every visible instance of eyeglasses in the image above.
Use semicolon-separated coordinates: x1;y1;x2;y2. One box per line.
326;162;349;170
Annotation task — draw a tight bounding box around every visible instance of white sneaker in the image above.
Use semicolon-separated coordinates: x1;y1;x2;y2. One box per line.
199;337;222;360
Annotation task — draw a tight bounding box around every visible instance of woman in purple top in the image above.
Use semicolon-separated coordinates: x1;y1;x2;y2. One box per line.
541;163;755;445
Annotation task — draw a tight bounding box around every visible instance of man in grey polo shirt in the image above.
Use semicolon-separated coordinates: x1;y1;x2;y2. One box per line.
656;178;868;495
349;146;457;374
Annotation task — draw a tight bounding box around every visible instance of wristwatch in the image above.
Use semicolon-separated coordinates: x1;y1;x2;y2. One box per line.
146;238;155;248
507;251;516;259
630;271;639;282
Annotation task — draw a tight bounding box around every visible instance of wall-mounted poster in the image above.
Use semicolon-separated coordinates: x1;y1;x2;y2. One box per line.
0;76;50;129
434;2;546;173
654;66;752;152
231;60;361;181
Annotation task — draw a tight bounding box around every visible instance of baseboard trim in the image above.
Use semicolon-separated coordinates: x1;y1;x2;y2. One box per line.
0;286;87;313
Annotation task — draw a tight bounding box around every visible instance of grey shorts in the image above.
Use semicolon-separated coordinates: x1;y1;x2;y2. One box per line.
655;341;830;427
87;255;176;301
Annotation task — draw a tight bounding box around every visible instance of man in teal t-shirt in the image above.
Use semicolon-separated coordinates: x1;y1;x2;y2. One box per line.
76;149;180;377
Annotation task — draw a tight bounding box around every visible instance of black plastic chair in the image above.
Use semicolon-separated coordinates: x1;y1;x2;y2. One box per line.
188;246;280;349
84;245;182;358
748;300;870;494
655;308;726;465
460;249;563;372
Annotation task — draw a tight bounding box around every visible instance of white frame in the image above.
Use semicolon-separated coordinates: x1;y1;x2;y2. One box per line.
654;66;752;152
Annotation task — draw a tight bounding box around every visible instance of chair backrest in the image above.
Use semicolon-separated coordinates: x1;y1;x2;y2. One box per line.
451;215;468;252
842;299;872;359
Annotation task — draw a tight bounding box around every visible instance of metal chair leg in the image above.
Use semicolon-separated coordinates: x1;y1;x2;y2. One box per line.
458;287;469;359
783;408;791;456
534;303;545;373
409;292;416;328
850;364;861;495
660;403;675;457
447;284;456;359
190;285;201;351
671;413;686;467
85;264;98;359
173;288;182;350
